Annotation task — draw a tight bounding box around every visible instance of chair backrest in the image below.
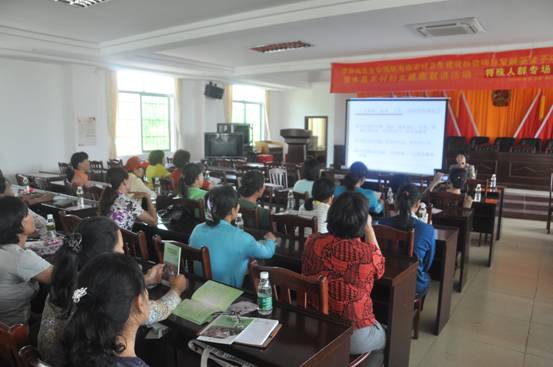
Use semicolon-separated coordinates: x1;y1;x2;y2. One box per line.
510;144;536;154
58;211;83;233
120;228;150;261
84;186;103;201
58;162;70;176
88;160;105;181
474;143;499;152
469;136;489;150
270;213;317;248
520;138;542;151
0;322;29;367
239;205;261;229
248;260;328;314
293;191;309;211
446;136;467;153
429;191;465;210
173;197;206;222
18;345;51;367
544;139;553;153
268;168;288;188
494;137;516;152
106;159;123;168
152;235;212;280
372;224;415;257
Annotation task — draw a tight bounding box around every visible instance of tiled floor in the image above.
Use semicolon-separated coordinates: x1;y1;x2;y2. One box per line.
410;218;553;367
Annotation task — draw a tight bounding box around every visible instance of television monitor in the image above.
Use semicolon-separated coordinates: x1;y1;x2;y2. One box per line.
345;98;448;175
217;123;251;145
204;133;244;157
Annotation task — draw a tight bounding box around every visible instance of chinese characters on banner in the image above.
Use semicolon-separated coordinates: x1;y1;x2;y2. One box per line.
331;47;553;93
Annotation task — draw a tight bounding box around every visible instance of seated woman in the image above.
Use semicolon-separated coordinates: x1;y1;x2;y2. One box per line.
170;149;191;190
145;150;171;189
67;151;90;187
302;192;385;362
298;177;335;234
189;185;276;288
238;170;272;231
98;167;157;231
379;183;436;296
38;217;187;367
179;163;208;200
125;156;155;198
449;152;476;179
0;196;53;326
293;158;321;196
0;176;51;238
63;253;152;367
334;161;384;214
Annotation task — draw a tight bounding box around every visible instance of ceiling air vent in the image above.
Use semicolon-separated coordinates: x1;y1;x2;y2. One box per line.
51;0;111;8
251;41;313;54
410;17;485;38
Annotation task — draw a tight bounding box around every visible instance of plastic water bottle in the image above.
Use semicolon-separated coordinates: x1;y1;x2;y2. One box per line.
418;202;428;223
46;214;56;240
386;187;394;204
22;176;31;194
491;174;497;190
475;184;482;202
76;186;85;207
257;271;273;316
235;213;244;230
287;190;294;211
154;177;161;195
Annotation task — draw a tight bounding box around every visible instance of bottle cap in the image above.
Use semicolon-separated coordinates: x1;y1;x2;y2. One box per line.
237;213;242;218
47;214;54;219
260;271;269;280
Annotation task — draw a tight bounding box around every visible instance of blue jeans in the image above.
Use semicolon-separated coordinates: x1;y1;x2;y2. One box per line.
350;321;386;367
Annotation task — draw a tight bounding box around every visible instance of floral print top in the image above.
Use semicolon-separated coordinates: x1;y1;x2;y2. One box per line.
108;192;144;231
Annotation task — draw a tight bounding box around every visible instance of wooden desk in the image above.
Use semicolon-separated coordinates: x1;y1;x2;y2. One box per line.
472;198;498;267
432;208;474;292
487;186;505;241
429;227;458;335
146;277;352;367
50;179;109;193
20;172;65;182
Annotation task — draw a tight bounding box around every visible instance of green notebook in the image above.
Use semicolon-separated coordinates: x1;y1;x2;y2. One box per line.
172;280;243;325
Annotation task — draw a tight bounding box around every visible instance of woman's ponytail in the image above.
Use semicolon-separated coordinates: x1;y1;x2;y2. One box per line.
98;167;128;216
396;183;421;231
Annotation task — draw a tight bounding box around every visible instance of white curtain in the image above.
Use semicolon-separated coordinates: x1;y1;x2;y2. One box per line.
105;70;118;159
174;78;184;149
264;90;271;140
224;84;233;122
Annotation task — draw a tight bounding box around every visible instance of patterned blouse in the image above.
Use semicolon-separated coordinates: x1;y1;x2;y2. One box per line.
38;290;181;367
108;192;144;231
302;233;385;329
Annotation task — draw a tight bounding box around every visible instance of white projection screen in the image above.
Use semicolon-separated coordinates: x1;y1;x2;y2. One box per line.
346;98;448;175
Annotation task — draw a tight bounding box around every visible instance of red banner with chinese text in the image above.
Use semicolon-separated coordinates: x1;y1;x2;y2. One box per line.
331;47;553;93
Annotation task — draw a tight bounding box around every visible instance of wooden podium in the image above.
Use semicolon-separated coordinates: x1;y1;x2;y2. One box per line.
280;129;311;164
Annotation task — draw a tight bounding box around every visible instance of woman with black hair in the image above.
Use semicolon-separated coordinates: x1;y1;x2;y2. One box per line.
63;253;151;367
145;150;170;189
179;163;208;200
302;192;385;363
238;170;271;230
298;177;335;234
379;183;436;296
293;158;321;196
189;185;276;288
67;151;90;187
98;167;157;230
170;149;191;190
0;197;53;326
334;161;384;214
38;217;187;367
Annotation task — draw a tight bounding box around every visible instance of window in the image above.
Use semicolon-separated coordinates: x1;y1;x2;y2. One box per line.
116;70;175;156
232;85;266;143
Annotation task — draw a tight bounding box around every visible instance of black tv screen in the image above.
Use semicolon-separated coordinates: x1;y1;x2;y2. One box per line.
217;123;251;145
205;133;244;157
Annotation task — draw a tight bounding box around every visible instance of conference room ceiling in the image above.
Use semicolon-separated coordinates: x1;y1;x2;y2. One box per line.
1;0;553;89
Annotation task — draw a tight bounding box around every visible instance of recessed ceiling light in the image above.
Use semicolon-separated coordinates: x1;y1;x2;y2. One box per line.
409;17;485;38
251;41;313;54
51;0;111;8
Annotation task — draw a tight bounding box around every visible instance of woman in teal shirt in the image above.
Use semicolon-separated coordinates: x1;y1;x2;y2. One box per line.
189;185;277;288
334;161;384;214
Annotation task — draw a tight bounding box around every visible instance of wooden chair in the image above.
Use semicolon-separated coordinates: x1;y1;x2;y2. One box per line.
120;228;150;261
544;139;553;153
509;144;536;154
248;260;328;314
84;186;103;201
106;159;123;168
473;143;499;152
270;213;318;249
469;136;489;150
89;160;105;181
494;137;515;152
268;167;288;188
292;191;309;211
173;197;206;222
520;138;542;151
152;235;212;280
429;191;465;210
0;322;29;367
18;345;51;367
239;205;261;229
548;173;553;234
372;224;415;257
58;162;70;176
166;156;174;165
58;211;83;233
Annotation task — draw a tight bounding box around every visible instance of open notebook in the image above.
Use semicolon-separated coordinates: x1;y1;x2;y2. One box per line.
198;315;279;347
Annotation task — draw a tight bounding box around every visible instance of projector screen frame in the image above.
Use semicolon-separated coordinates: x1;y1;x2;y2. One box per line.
345;97;449;176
